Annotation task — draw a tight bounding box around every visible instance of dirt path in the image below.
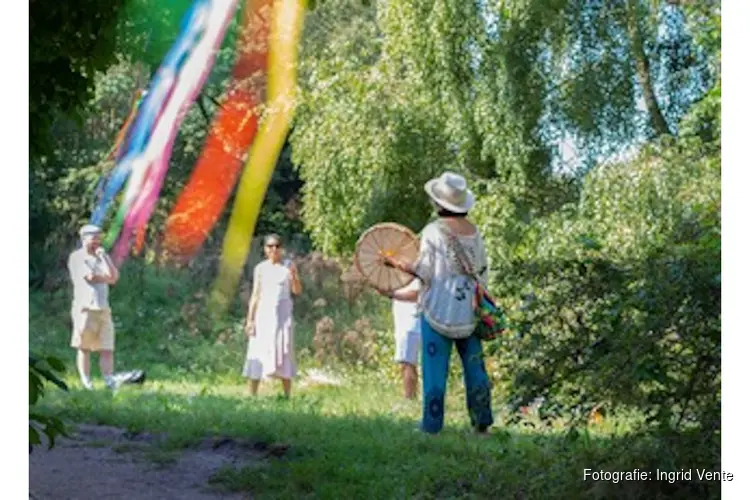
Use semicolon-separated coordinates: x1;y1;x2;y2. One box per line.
29;424;278;500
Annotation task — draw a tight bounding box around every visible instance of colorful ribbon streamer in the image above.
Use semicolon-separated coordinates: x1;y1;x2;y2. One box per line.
162;0;272;264
209;0;308;313
111;90;146;162
110;0;240;264
92;92;142;212
87;0;310;307
92;0;211;228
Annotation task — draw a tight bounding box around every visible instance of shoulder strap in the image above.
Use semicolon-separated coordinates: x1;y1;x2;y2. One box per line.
437;221;479;281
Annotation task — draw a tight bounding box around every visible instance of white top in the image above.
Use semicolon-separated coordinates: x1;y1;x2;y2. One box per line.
414;220;489;288
68;248;111;311
413;220;490;337
392;279;421;335
254;259;292;304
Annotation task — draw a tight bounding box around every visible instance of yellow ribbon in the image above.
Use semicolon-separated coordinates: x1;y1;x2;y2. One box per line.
210;0;307;313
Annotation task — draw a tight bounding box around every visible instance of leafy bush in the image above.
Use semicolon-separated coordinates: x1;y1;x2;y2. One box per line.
476;95;720;439
29;354;69;452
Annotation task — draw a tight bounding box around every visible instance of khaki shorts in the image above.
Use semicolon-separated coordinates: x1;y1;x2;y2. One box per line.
71;309;115;352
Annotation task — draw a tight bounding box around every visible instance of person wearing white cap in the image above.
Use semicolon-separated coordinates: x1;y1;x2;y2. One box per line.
67;224;120;390
376;171;494;435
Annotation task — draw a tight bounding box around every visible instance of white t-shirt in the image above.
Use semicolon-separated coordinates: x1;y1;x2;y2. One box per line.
68;248;111;311
392;279;421;336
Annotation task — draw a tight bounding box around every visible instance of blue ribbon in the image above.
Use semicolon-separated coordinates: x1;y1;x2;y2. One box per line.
91;0;212;226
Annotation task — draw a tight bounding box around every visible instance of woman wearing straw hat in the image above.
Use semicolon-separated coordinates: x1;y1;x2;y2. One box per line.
376;171;493;435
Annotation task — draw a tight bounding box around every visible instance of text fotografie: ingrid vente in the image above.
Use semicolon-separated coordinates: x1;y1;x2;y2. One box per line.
584;468;733;483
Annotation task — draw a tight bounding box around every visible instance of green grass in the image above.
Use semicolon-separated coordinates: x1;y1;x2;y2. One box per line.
30;265;719;499
36;375;610;497
36;372;718;499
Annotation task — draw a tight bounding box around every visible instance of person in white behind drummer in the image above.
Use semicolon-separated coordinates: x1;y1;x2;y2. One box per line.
391;279;421;400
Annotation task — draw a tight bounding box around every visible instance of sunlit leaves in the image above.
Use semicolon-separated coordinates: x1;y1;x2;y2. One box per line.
293;0;719;258
477;93;720;433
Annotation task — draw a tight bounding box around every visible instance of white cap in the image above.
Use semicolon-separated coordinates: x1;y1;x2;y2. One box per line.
79;224;102;239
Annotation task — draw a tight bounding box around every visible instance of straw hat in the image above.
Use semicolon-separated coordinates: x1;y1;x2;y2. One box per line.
424;171;475;213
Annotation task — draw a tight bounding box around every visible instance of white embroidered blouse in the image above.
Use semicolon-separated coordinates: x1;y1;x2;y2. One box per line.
413;220;489;289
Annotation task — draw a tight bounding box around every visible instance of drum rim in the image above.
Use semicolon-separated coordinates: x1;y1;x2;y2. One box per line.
353;222;420;292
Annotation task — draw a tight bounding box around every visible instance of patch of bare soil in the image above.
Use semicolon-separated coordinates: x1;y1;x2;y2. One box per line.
29;424;287;500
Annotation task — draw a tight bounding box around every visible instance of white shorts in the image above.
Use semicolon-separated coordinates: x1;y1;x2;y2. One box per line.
394;325;421;366
71;308;115;352
392;295;421;366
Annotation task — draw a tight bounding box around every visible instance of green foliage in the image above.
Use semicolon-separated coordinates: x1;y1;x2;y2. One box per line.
29;0;127;156
293;0;487;254
477;86;720;436
293;0;437;254
29;354;69;452
292;0;719;255
679;81;721;149
30;0;128;284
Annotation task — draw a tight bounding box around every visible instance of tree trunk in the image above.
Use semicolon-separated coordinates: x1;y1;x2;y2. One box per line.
627;1;672;136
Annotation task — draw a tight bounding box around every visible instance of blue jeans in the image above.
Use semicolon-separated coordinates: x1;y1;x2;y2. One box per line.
420;315;494;434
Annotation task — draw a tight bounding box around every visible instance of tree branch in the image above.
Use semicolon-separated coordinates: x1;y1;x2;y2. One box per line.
627;0;672;136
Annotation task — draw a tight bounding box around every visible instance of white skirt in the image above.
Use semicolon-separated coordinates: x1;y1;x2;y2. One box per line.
243;298;296;380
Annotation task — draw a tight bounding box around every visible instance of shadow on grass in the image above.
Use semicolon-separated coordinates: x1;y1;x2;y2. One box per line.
37;383;719;500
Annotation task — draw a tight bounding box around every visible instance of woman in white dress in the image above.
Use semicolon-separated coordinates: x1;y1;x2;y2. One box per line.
243;234;302;397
